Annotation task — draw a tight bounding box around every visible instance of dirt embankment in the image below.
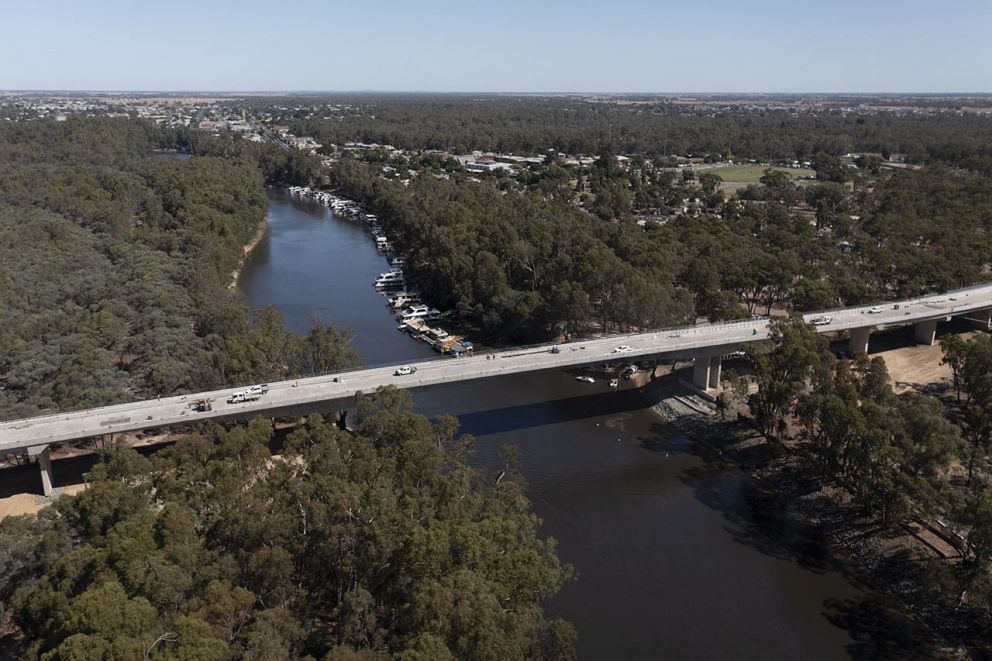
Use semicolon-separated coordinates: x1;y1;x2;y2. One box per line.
228;219;268;289
875;333;977;394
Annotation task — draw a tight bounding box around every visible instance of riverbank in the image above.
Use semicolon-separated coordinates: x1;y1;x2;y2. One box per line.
229;218;268;289
646;380;976;658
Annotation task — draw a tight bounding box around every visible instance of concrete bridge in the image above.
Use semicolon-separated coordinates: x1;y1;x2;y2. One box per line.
4;283;992;495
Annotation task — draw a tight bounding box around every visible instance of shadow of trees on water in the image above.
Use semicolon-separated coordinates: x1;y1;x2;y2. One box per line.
637;416;952;658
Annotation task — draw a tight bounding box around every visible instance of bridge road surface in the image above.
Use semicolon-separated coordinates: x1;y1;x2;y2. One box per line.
2;283;992;454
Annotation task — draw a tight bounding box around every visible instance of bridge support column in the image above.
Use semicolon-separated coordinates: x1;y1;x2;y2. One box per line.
708;355;722;390
28;445;53;497
849;327;871;355
968;308;992;331
914;319;939;346
692;358;711;391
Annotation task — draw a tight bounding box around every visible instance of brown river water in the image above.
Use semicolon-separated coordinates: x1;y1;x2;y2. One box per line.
238;189;869;660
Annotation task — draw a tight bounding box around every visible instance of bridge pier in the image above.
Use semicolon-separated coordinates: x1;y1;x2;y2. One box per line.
708;355;722;390
28;445;54;497
914;319;939;346
848;327;871;355
691;355;723;392
692;358;711;391
967;308;992;331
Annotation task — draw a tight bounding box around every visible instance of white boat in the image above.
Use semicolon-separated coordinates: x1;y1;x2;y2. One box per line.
610;378;620;388
386;291;422;308
374;271;406;289
397;305;442;322
576;376;595;383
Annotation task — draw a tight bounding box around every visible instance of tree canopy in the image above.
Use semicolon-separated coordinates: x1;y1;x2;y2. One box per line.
0;389;575;660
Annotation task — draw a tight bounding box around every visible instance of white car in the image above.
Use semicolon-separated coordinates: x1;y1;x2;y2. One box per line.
613;345;633;353
810;316;832;326
393;366;418;376
867;306;883;314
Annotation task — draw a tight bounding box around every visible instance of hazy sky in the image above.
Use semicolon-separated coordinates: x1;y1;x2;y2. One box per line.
2;0;991;93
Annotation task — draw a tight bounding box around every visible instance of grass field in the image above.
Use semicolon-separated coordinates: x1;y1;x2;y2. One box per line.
702;165;816;183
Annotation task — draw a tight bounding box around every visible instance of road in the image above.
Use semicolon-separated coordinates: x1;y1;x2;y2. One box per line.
2;283;992;453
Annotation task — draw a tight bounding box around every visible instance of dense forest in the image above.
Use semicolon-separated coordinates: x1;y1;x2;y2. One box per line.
0;119;345;420
286;96;992;169
0;389;574;659
330;152;992;342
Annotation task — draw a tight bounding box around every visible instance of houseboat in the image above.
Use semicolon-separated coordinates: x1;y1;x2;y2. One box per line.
397;305;442;322
373;271;406;290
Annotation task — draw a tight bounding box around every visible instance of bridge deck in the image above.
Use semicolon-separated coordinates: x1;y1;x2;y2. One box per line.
2;284;991;453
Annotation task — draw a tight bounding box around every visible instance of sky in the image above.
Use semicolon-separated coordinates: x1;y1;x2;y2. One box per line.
2;0;991;93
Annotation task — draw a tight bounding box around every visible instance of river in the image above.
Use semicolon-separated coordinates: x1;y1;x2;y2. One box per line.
239;189;864;660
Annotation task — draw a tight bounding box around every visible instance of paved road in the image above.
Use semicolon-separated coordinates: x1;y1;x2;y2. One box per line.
3;283;992;453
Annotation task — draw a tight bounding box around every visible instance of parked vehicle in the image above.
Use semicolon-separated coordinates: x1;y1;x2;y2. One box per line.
228;386;265;404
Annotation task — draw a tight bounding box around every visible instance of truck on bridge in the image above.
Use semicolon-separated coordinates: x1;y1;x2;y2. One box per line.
227;384;269;404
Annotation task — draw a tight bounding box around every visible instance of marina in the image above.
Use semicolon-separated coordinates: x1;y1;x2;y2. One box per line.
289;186;473;358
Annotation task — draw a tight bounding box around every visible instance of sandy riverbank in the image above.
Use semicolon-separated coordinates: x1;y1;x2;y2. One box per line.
228;219;268;289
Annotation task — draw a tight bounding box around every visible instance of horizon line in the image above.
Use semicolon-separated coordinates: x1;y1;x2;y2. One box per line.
4;89;992;97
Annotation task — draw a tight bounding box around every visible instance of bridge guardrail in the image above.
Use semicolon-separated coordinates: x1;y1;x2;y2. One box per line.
4;283;992;427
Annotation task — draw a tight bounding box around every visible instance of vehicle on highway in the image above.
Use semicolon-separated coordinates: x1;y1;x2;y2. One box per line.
394;365;418;376
575;376;595;383
610;378;620;388
668;332;681;338
550;345;561;354
247;384;269;396
867;306;883;314
189;398;214;412
810;315;832;326
613;345;633;353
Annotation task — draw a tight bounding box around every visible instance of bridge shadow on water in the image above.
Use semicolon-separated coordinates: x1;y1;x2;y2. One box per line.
453;386;656;436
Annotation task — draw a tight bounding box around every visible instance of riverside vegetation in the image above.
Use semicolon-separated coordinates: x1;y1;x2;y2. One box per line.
0;389;574;659
0;119;574;659
733;318;992;653
0;119;349;421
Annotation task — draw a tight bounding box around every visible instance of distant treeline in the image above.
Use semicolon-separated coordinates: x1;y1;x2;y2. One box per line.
0;118;349;420
287;97;992;169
